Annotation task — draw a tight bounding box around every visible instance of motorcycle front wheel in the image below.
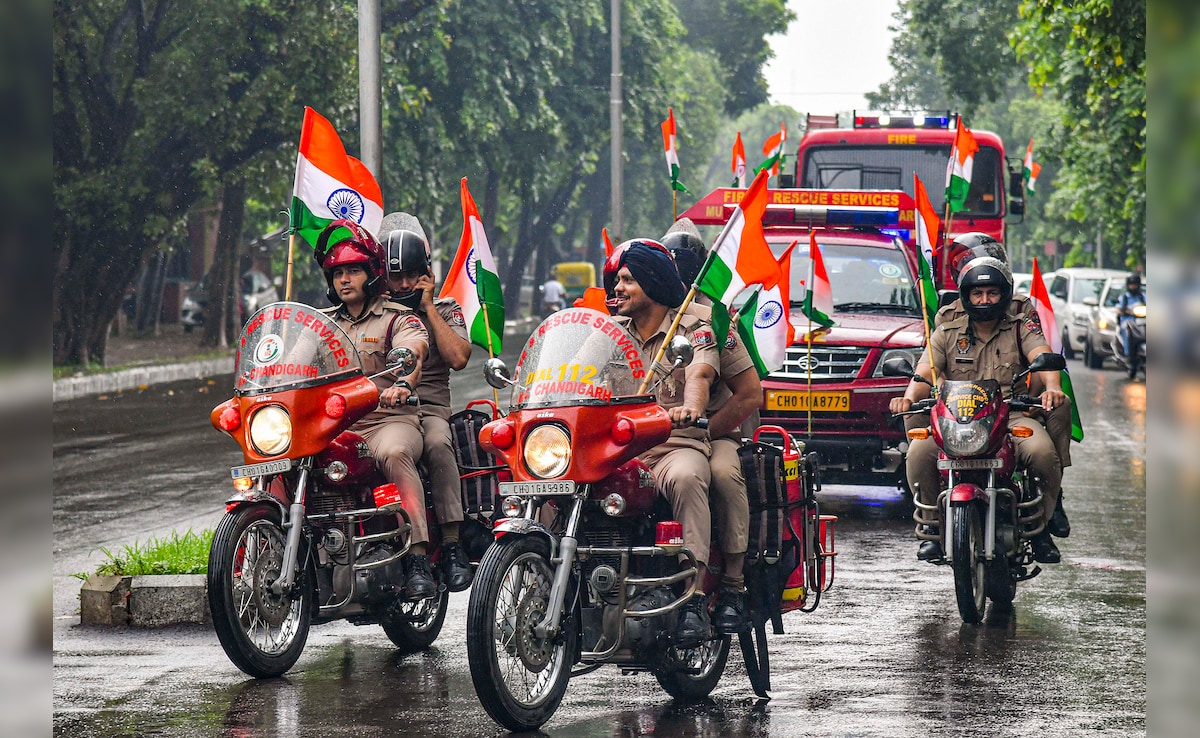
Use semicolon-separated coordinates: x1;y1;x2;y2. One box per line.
208;503;313;678
655;635;731;700
951;503;986;624
381;587;449;653
466;535;575;732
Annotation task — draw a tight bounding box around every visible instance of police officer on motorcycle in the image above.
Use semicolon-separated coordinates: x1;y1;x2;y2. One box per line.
890;256;1067;564
315;219;437;599
1115;272;1146;370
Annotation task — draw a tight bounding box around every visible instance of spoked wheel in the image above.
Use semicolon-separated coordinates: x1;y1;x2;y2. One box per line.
466;535;576;732
951;504;986;624
381;587;449;653
655;635;731;700
208;504;312;677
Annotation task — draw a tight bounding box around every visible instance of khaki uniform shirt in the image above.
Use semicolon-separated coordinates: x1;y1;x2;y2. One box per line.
687;303;756;441
324;295;429;422
413;297;469;420
927;311;1049;398
615;309;720;451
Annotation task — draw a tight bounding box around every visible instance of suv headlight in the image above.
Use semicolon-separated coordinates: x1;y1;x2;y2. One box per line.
249;405;292;456
524;424;571;478
874;348;924;377
937;415;992;457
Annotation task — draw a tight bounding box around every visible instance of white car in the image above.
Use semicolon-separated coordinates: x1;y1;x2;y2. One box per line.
1013;271;1052;297
1047;267;1127;358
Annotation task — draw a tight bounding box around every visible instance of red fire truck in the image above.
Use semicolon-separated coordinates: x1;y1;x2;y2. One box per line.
795;112;1024;289
681;188;926;488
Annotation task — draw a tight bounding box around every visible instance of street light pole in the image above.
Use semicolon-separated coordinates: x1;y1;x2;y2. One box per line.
359;0;382;181
610;0;623;242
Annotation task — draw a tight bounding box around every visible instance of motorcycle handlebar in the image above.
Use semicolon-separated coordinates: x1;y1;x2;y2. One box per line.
890;398;937;419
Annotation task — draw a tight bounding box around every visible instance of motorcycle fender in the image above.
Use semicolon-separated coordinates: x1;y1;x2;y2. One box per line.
493;517;558;548
948;483;986;505
224;489;288;517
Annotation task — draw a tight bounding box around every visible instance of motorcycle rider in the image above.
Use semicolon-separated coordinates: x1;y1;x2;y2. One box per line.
610;240;720;646
663;219;761;635
934;233;1072;539
889;256;1067;564
1115;272;1146;370
380;212;475;592
315;219;437;599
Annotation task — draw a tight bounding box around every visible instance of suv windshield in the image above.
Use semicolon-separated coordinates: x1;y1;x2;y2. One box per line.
1073;277;1107;304
771;241;920;315
802;144;1003;217
235;301;362;395
511;309;647;409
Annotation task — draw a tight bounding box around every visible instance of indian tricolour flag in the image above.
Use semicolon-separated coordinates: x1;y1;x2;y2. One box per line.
944;121;979;213
696;169;781;345
1029;258;1084;441
731;131;747;188
1026;161;1042;197
800;231;835;329
439;177;504;354
913;174;941;331
661;107;689;193
737;241;799;377
290;107;384;251
756;122;787;178
1022;138;1035;183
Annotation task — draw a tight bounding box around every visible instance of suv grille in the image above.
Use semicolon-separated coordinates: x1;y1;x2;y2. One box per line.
773;346;869;381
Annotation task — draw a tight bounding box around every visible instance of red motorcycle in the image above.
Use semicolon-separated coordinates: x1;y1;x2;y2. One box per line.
207;301;449;677
465;309;836;731
883;352;1066;623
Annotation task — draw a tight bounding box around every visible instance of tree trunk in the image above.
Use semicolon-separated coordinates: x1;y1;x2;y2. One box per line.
202;178;245;348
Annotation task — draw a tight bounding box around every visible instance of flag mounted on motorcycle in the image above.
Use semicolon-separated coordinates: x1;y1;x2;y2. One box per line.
440;177;505;354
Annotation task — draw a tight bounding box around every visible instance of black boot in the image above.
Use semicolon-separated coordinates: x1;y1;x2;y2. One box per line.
918;540;944;561
673;593;713;647
441;540;473;593
403;553;437;600
1031;532;1061;564
712;588;749;635
1047;496;1071;538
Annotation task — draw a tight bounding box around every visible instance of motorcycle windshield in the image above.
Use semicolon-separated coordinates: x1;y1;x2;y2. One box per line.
511;309;648;409
234;302;362;395
941;379;1002;423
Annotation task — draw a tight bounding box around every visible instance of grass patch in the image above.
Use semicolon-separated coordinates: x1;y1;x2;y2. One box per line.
75;529;214;579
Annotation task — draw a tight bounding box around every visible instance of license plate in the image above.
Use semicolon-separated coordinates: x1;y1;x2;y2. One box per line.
764;390;850;412
499;480;577;497
231;459;292;479
937;458;1003;470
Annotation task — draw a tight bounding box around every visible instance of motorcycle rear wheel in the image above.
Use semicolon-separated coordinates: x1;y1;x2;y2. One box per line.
208;504;313;678
467;535;576;732
951;504;986;624
655;635;731;700
381;587;449;653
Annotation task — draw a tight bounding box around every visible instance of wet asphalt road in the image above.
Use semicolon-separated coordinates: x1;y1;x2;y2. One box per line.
52;356;1145;737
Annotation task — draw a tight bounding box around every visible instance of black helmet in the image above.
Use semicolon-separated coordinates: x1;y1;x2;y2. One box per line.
661;217;707;285
958;256;1013;322
1126;273;1142;290
380;212;432;308
947;232;1008;284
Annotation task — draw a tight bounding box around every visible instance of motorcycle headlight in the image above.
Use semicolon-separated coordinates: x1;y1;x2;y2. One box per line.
249;405;292;456
1132;304;1147;318
523;424;571;478
937;414;992;457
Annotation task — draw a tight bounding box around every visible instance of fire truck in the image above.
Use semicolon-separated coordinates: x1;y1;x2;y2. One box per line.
795;112;1025;289
681;187;926;487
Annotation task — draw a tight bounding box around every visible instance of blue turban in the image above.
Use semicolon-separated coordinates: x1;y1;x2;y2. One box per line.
619;242;687;308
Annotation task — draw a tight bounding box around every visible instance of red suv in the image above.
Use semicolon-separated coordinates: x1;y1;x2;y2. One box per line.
682;189;926;488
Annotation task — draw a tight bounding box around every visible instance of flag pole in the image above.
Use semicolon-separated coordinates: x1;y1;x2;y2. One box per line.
805;255;814;437
636;285;698;396
672;189;678;221
285;233;296;301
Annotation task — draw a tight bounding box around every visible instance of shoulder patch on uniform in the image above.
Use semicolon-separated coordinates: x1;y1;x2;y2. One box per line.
451;309;465;326
1023;318;1042;336
724;329;738;350
405;316;424;330
693;329;715;348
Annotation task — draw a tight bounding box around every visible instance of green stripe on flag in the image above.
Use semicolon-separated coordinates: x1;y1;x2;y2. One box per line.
475;266;505;353
917;253;939;331
734;291;771;378
1061;369;1084;441
696;255;734;306
946;175;970;213
708;301;732;357
290;197;335;252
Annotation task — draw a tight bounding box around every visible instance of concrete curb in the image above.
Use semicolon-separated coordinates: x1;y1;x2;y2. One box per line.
80;574;209;627
54;357;234;403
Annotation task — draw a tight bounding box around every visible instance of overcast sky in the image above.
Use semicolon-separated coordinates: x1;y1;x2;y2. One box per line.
762;0;901;115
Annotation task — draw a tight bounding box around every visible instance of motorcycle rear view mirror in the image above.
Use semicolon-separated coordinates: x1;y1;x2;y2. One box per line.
367;346;418;380
1027;352;1066;374
484;357;515;389
664;335;694;371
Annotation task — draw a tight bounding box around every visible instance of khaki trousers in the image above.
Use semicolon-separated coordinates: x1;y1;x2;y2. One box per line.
641;444;712;565
358;415;429;545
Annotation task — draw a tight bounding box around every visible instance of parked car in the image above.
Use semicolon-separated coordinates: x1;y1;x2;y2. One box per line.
1082;276;1149;369
181;269;279;332
1046;267;1125;358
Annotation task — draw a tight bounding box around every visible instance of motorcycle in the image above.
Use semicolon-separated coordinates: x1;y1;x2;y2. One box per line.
883;351;1066;624
1110;303;1147;379
207;301;450;678
464;308;836;731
